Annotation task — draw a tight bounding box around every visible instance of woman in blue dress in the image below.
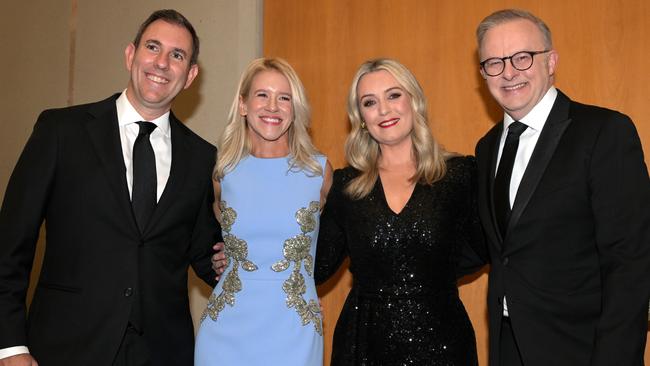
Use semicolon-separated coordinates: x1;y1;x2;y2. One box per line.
195;57;331;366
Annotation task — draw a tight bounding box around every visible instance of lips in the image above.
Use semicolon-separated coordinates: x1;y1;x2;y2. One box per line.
146;73;169;84
259;116;282;125
502;82;527;92
378;118;399;128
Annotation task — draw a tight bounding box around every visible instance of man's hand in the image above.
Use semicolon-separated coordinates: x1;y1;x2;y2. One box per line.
0;354;38;366
211;242;227;281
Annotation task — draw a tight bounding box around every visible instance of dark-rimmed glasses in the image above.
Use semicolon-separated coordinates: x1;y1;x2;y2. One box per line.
480;50;551;77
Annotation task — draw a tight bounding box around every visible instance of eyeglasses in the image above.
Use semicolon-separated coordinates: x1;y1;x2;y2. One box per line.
480;50;551;77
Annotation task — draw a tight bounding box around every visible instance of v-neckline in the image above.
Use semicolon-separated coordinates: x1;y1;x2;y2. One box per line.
377;176;418;216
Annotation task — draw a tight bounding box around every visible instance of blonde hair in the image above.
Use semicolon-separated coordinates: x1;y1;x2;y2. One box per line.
215;57;322;179
344;58;449;199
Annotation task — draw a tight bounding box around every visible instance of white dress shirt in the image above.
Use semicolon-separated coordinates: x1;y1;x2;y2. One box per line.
498;86;558;317
0;91;173;360
0;346;29;360
117;91;172;201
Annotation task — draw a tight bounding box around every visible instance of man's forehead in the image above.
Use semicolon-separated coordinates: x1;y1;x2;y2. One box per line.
141;20;192;43
138;24;192;58
481;20;544;54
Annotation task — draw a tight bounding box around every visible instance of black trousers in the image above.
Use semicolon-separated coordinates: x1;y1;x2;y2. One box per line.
499;317;524;366
113;324;151;366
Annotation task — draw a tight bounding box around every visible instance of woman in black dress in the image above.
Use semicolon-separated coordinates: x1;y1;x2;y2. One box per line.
316;58;487;365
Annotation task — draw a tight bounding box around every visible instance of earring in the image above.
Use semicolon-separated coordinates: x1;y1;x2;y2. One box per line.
360;121;366;129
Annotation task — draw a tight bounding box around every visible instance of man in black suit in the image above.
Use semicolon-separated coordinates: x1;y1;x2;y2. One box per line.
0;9;223;366
475;9;650;366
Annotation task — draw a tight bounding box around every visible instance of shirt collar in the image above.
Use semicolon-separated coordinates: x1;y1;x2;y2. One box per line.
115;90;171;137
503;86;557;133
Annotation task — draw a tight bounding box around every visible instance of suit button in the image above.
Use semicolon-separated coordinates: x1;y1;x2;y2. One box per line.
503;257;509;266
124;287;133;297
139;240;145;248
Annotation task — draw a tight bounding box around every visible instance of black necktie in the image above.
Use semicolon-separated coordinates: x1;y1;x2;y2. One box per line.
494;121;528;237
131;121;157;232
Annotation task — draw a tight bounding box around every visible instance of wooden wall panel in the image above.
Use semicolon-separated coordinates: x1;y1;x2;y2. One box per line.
264;1;650;365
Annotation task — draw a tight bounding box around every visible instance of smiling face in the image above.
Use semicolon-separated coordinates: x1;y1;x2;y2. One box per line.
479;19;557;121
124;19;198;120
357;70;414;149
240;70;294;154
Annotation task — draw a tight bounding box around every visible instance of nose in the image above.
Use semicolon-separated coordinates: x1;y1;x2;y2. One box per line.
266;96;279;111
378;98;390;116
501;59;517;80
155;53;169;70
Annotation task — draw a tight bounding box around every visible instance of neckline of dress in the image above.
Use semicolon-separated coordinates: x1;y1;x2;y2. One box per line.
248;153;290;160
376;176;418;216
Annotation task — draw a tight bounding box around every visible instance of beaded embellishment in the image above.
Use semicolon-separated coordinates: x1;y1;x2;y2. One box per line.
201;201;258;322
271;201;323;335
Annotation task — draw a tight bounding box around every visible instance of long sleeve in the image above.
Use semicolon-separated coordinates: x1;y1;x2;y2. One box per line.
0;111;58;348
189;151;222;288
588;113;650;365
315;169;349;285
454;157;488;279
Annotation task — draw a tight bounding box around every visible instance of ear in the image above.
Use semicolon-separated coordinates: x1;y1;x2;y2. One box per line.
125;43;136;71
479;66;488;80
547;50;559;76
183;64;199;90
238;95;247;116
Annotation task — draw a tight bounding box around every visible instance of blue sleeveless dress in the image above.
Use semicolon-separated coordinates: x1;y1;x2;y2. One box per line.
195;155;325;366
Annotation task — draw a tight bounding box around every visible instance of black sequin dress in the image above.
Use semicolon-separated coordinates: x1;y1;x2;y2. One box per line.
316;156;486;366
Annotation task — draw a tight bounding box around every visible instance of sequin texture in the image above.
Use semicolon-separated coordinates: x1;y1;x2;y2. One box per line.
272;201;322;335
316;157;486;365
202;201;258;322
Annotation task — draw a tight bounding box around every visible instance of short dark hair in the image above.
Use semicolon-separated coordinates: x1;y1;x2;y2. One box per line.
132;9;200;65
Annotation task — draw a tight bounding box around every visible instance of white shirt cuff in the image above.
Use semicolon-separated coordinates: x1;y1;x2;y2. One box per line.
0;346;29;359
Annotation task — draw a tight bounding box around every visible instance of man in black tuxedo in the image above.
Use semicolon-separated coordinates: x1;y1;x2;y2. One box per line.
0;9;223;366
474;9;650;366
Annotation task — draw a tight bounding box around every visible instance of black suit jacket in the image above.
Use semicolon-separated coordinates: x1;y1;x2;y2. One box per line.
476;90;650;366
0;94;222;365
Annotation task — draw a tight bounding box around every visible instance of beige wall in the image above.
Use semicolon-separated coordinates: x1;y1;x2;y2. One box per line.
2;1;72;198
0;0;262;332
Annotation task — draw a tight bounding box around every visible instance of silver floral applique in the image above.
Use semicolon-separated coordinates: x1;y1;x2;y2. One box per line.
202;201;258;322
271;201;322;335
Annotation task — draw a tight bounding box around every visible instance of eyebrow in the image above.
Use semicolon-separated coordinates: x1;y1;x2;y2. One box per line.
252;88;292;96
144;39;161;47
144;39;188;57
360;86;403;100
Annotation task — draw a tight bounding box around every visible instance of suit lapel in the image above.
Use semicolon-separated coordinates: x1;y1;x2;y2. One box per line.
477;125;506;250
85;95;139;235
144;114;189;234
486;125;506;247
506;91;572;238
